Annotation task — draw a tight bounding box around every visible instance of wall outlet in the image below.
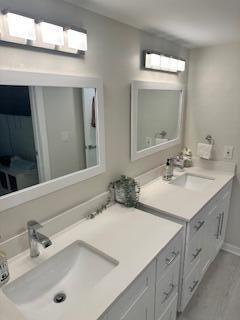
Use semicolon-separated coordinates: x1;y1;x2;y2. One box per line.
224;145;234;159
146;137;152;148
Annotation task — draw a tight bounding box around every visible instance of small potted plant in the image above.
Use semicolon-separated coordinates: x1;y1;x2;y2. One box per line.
109;175;140;207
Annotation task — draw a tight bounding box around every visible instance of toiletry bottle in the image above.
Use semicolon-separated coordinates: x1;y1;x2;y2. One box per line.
0;251;10;287
163;158;173;180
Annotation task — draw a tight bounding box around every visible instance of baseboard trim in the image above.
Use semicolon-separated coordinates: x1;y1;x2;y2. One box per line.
222;242;240;256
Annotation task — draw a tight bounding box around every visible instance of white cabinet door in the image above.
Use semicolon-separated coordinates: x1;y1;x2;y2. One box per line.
158;294;178;320
217;182;232;243
206;204;222;262
155;256;180;319
181;260;202;311
107;261;155;320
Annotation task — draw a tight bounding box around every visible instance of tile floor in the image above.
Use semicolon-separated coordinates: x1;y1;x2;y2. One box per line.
178;251;240;320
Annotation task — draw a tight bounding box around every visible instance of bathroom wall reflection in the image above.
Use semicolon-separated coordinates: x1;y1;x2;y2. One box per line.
137;89;181;151
0;85;98;196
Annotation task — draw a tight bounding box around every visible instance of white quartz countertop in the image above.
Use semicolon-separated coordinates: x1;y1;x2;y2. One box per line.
140;165;235;222
0;204;182;320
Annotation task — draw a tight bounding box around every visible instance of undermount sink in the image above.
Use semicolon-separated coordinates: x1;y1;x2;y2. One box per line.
3;241;118;320
170;173;214;191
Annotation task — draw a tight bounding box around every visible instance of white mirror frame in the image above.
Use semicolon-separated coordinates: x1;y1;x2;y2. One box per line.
131;80;185;161
0;69;105;212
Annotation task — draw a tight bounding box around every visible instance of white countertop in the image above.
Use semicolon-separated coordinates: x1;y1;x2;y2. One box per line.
140;165;235;222
0;204;182;320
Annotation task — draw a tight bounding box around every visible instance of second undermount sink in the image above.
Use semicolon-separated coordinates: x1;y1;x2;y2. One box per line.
3;241;118;320
170;173;214;191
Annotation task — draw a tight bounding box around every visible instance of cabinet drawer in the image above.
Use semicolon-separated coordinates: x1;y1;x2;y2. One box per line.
188;208;208;240
157;293;178;320
156;231;182;283
155;256;180;319
108;261;155;320
181;260;201;311
184;224;205;276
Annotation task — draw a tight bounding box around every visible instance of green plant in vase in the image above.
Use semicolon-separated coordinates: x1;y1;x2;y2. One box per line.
109;175;140;207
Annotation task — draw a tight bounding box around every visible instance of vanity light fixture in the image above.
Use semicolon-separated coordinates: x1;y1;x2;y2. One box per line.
144;51;186;73
67;29;87;51
6;12;36;41
39;22;64;46
0;9;87;55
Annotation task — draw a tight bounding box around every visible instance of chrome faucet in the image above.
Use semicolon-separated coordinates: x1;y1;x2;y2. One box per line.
173;155;185;170
27;220;52;258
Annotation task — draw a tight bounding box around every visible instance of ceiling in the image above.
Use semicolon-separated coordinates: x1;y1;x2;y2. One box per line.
64;0;240;48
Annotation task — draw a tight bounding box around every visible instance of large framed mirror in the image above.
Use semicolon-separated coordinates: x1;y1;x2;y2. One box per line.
131;81;184;161
0;70;105;211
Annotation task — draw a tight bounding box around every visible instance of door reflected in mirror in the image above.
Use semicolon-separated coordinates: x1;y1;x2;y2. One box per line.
0;85;99;197
137;89;181;151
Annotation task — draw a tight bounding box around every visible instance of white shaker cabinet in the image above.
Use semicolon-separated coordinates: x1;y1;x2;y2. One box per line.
140;177;233;313
181;181;233;311
107;261;155;320
204;182;232;273
103;231;183;320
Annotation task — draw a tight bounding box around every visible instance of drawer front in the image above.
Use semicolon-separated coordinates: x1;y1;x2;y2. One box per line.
188;208;208;240
184;224;206;276
181;260;201;311
155;256;180;319
157;293;178;320
108;261;155;320
156;231;182;283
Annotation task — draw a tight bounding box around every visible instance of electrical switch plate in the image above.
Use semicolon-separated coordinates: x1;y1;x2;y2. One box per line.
224;145;234;159
146;137;152;148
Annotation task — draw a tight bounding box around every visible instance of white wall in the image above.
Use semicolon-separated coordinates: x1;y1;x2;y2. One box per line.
42;87;86;179
137;90;180;150
0;0;188;243
185;43;240;248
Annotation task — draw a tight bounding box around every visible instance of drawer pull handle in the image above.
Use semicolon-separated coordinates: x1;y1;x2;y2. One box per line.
219;212;224;237
189;280;199;293
165;251;179;266
194;220;205;232
192;248;202;260
216;213;224;239
162;283;175;303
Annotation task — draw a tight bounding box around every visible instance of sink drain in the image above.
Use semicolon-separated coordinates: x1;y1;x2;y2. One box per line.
53;292;66;304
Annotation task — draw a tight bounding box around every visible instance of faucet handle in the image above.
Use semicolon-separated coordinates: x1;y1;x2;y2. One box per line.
27;220;43;230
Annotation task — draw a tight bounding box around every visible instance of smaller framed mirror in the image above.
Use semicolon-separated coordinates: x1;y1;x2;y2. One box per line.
131;81;184;161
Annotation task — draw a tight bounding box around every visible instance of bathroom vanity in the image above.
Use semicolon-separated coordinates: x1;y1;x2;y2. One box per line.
139;161;235;312
0;204;183;320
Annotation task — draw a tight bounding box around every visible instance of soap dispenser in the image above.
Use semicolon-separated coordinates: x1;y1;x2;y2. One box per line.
163;158;174;181
0;251;9;287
